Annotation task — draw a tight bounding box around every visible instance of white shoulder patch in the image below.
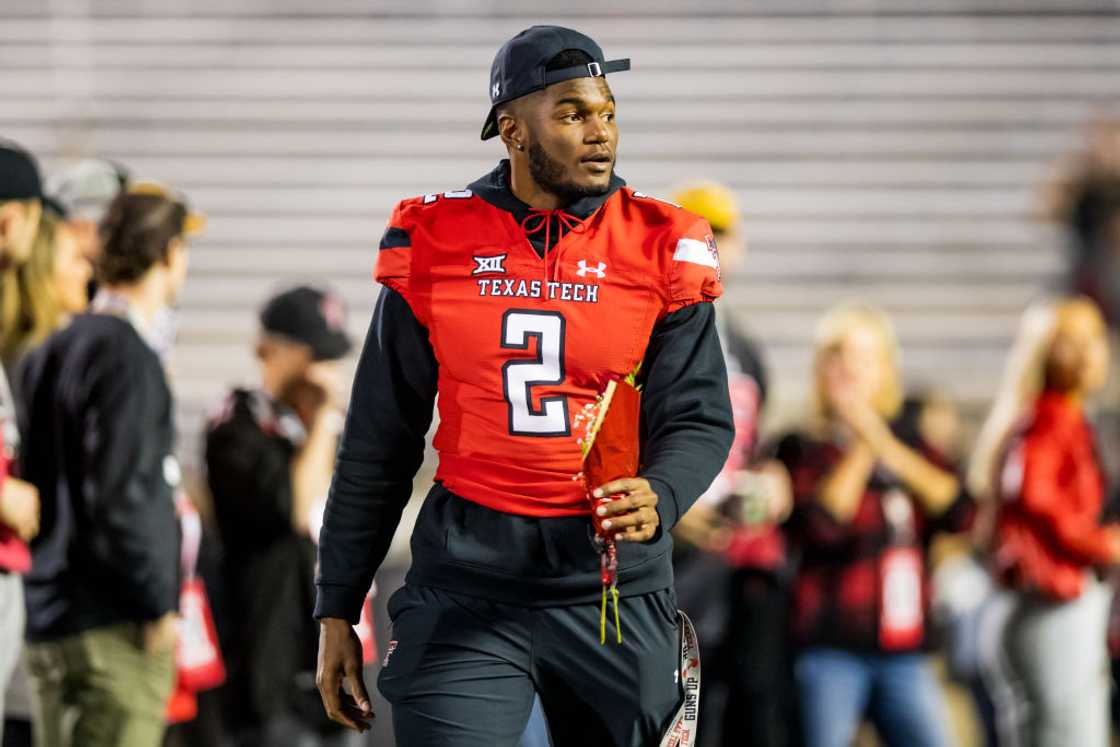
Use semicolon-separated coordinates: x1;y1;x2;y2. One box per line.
673;238;720;269
421;189;473;205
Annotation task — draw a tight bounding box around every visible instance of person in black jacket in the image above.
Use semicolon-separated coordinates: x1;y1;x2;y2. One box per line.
205;286;352;747
19;185;200;747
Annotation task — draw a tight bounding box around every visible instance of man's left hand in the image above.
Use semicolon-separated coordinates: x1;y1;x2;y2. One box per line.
593;478;661;543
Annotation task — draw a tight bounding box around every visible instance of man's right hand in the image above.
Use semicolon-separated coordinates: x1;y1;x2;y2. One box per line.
316;618;373;732
0;477;39;542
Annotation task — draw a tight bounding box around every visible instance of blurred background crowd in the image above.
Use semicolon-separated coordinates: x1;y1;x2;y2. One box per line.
1;1;1119;745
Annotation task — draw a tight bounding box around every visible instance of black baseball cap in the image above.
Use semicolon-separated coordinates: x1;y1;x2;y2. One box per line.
0;141;43;202
261;286;352;361
480;25;630;141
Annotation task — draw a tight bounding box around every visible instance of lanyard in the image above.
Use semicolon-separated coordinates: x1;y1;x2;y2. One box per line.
659;611;701;747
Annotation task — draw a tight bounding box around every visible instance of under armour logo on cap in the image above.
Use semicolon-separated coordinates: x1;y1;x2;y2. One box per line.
492;80;500;99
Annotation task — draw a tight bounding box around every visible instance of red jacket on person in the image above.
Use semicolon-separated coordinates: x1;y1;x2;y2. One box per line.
0;431;31;574
995;391;1112;601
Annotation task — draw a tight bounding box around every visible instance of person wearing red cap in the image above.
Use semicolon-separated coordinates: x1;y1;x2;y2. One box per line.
314;25;733;746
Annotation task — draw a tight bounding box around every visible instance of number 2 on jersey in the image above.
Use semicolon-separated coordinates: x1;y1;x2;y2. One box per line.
501;310;570;436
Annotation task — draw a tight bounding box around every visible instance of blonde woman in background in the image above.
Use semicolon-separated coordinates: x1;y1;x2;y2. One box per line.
924;301;1064;747
0;207;92;743
981;297;1119;747
0;211;92;364
774;303;974;747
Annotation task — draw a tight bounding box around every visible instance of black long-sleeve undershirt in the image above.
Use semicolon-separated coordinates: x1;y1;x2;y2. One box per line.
314;287;732;622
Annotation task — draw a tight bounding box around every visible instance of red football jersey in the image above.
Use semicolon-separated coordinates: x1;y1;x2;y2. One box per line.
375;187;722;517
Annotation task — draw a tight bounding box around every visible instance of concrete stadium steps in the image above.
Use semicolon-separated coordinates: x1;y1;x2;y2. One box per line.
3;13;1119;43
4;68;1119;99
4;43;1119;71
3;126;1099;160
5;99;1113;129
0;153;1055;189
2;0;1116;469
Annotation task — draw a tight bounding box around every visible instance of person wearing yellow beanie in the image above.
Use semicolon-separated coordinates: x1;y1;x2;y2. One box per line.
669;181;796;747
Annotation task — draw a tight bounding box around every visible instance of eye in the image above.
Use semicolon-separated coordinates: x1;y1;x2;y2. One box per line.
562;112;582;123
604;112;615;123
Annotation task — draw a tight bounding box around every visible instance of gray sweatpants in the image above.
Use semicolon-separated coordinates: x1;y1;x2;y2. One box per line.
1003;576;1112;747
0;572;26;743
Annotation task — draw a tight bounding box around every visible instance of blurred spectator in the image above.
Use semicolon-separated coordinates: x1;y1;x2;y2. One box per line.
0;142;43;746
0;211;92;363
1041;115;1120;325
0;201;91;746
970;303;1059;513
18;186;199;747
777;303;974;747
204;286;352;747
667;181;795;747
955;301;1060;746
126;182;203;362
992;297;1118;747
45;159;128;267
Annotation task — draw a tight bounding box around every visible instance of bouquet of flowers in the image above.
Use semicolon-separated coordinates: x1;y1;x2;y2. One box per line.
575;372;642;644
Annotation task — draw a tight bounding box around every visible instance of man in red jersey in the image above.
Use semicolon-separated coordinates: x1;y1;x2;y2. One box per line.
315;26;733;746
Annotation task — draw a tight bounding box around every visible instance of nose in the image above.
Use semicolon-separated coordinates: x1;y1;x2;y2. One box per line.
584;116;610;144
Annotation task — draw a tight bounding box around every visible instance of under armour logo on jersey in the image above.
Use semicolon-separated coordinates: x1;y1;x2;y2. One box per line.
576;260;607;279
473;253;507;276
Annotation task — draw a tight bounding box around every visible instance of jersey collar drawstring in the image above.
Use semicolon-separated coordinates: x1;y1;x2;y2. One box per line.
520;208;587;284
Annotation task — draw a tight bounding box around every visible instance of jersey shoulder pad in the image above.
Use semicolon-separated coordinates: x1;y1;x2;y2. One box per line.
374;190;483;307
394;189;480;227
623;187;687;229
373;197;420;297
625;188;724;313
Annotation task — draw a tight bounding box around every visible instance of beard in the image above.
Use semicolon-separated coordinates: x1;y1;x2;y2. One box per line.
527;140;612;204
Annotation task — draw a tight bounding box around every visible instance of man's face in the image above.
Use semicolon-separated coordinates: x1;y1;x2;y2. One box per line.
522;77;618;202
159;238;190;306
